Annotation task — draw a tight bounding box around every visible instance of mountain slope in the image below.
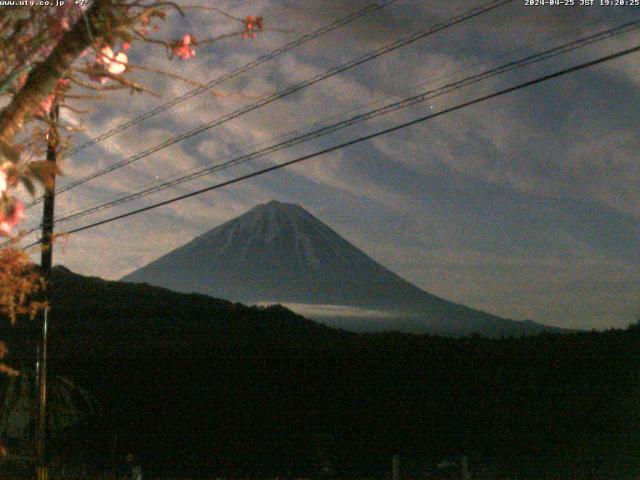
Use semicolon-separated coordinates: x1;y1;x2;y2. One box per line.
43;265;351;358
1;267;633;479
122;201;563;336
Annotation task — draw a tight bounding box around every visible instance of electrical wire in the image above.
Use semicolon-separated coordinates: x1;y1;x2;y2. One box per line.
19;42;638;249
28;0;514;207
66;0;400;157
24;0;399;210
52;18;640;225
48;12;624;221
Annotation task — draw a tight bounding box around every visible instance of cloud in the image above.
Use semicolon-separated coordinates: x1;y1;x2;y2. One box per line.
19;0;637;331
257;302;396;320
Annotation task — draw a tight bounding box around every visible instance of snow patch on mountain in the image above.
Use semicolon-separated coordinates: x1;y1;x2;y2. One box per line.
122;200;565;336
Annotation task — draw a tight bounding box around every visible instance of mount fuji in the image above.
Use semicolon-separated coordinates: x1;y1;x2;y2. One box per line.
122;201;564;336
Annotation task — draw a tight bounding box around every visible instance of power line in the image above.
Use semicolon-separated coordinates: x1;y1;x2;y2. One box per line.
54;0;515;194
68;1;399;156
25;0;398;210
21;43;637;249
44;9;639;226
8;15;637;246
48;13;622;221
31;0;514;205
52;18;640;225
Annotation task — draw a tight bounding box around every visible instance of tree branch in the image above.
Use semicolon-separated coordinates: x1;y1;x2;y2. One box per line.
0;0;111;145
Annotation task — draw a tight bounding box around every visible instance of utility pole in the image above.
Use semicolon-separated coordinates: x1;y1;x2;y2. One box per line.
36;104;58;480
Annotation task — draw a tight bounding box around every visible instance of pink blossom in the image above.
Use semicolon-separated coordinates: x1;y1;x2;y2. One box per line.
243;15;263;39
108;52;128;75
91;46;128;82
96;46;114;65
38;94;55;116
0;200;25;236
36;79;69;116
97;46;128;73
172;34;196;60
0;169;6;194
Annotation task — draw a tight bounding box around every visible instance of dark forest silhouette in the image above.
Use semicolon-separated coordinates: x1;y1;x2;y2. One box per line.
1;266;638;479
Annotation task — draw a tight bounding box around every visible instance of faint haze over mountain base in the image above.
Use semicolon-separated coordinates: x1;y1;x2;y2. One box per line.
0;265;636;479
123;201;570;336
257;301;558;336
42;0;639;330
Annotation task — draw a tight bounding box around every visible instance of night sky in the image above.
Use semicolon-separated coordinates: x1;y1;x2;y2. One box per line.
23;0;639;330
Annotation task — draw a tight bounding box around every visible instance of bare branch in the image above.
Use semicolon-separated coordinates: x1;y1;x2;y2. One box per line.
0;0;111;145
177;5;244;23
127;63;260;100
68;74;128;92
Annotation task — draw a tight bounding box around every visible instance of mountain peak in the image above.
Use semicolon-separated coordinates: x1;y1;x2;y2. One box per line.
249;200;311;219
122;202;563;336
259;200;302;210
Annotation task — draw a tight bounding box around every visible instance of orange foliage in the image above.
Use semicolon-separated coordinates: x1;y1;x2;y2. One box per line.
0;245;46;324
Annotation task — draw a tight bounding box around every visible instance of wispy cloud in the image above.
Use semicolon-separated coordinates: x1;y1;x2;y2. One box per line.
257;302;396;320
36;0;639;330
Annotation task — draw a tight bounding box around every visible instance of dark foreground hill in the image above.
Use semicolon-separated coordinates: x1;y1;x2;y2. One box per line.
1;267;638;479
122;201;566;337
